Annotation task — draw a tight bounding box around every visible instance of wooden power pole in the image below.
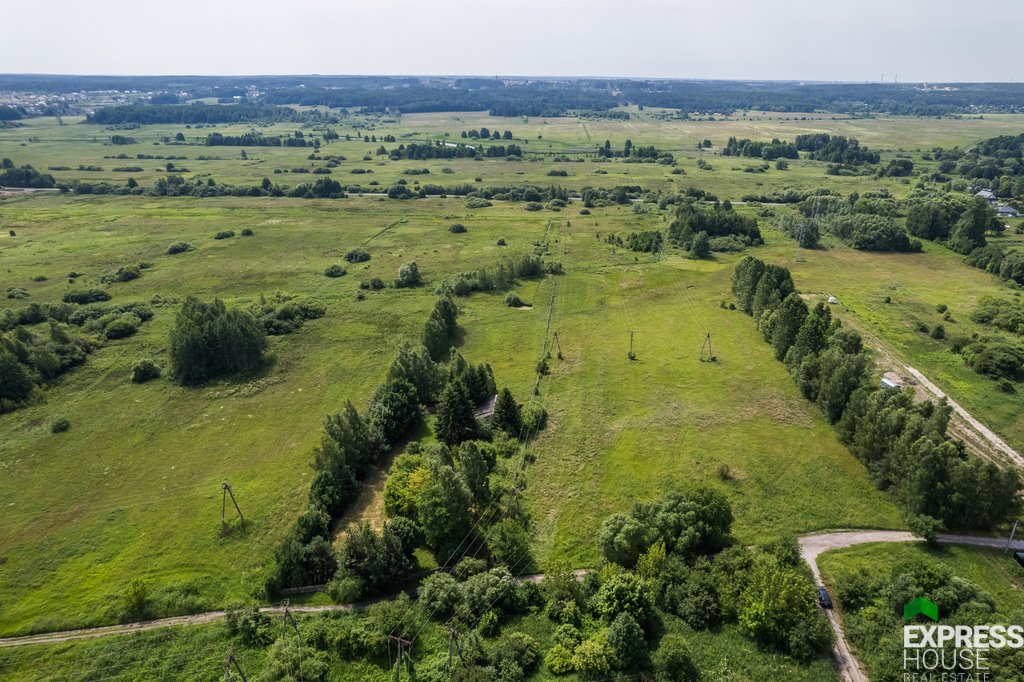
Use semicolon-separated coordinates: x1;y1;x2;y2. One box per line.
699;332;715;362
222;481;244;527
388;634;414;682
224;646;248;682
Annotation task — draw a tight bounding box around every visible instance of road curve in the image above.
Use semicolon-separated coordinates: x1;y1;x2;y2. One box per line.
800;531;1024;682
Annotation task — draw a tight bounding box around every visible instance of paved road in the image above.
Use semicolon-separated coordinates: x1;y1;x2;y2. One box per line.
799;531;1024;682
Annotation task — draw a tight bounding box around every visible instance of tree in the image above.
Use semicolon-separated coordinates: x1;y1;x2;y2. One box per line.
435;378;478;446
608;612;646;670
751;264;794;322
948;196;996;254
571;629;615;677
456;440;491;505
490;387;523;436
337;521;410;592
653;635;699;682
767;293;809;361
731;256;766;314
785;302;833;371
367;377;420;446
395;260;423;288
0;351;33;405
906;201;950;241
316;402;377;480
487;518;535;572
594;572;655;626
738;554;815;649
690;231;711;259
417;462;472;562
168;297;267;386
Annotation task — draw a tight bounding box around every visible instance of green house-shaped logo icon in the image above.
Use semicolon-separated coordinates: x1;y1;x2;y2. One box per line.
904;597;939;622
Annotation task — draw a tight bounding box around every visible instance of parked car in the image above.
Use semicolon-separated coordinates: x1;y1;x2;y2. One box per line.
818;586;833;609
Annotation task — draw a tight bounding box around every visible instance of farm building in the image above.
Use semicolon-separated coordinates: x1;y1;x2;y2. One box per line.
475;394;498;420
997;205;1019;217
881;372;903;390
975;189;997;203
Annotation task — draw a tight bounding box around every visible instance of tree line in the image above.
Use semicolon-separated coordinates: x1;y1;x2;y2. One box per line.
722;137;798;161
731;256;1019;531
85;103;303;125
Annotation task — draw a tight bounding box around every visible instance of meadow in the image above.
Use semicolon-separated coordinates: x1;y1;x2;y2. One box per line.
2;109;1023;678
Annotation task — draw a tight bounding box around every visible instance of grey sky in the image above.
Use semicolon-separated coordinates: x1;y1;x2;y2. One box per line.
2;0;1020;82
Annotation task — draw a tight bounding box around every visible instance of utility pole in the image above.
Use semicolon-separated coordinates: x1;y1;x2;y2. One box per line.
552;331;563;359
699;332;715;361
388;634;414;682
224;646;248;682
280;600;303;681
1006;520;1020;555
445;626;464;680
222;481;244;527
627;330;636;360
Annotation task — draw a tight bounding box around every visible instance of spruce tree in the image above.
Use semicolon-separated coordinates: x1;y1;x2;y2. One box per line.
491;387;523;437
435;378;478;446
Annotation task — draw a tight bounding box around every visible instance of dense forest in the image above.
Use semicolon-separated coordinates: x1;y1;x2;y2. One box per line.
8;75;1024;119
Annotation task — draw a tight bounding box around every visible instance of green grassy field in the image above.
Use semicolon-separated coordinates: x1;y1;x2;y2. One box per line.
2;110;1023;678
4;112;1024;199
756;225;1024;454
0;194;551;635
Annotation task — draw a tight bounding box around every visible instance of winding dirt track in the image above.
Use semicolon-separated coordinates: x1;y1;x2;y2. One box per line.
0;570;590;649
799;531;1024;682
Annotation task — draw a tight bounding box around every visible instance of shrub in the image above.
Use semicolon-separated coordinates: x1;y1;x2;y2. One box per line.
344;248;371;263
112;265;141;282
395;261;423;288
521;401;548;433
505;293;526;307
63;289;111;304
214;230;235;240
360;277;385;291
497;237;507;246
325;575;364;604
241;228;254;236
524;201;543;211
166;242;195;255
418;573;465;621
936;304;948;313
653;635;699;682
6;287;29;299
51;417;70;433
465;197;492;208
131;359;161;383
323;264;347;278
449;223;467;233
104;314;140;339
931;324;946;340
123;579;149;619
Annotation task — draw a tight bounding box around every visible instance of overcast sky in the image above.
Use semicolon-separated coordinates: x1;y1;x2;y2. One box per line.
3;0;1020;82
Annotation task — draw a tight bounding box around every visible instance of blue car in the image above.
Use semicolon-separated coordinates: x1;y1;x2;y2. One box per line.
817;586;833;609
